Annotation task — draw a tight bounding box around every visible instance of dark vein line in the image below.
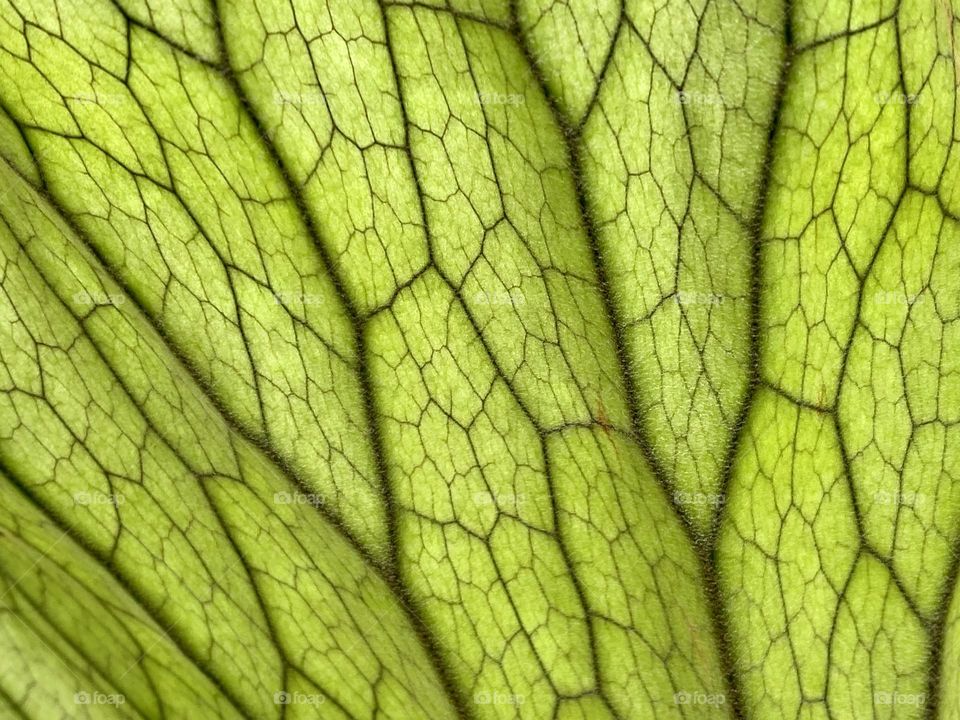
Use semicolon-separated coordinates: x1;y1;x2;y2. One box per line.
1;137;458;720
506;2;753;718
382;0;509;30
14;12;456;714
0;119;379;569
506;0;693;561
376;3;570;712
0;683;30;720
0;197;277;715
712;0;793;541
929;524;960;718
201;4;385;560
702;2;799;715
434;9;623;714
4;191;419;710
0;457;254;720
760;380;833;415
107;0;221;65
576;10;625;132
206;6;469;718
5;1;956;718
0;564;159;720
794;12;898;53
6;0;468;700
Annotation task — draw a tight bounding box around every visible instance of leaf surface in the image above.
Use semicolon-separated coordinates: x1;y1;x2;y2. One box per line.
0;0;958;718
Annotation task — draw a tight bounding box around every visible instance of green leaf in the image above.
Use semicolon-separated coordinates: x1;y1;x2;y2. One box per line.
0;0;957;718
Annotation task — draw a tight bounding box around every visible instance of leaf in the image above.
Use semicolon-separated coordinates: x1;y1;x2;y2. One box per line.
718;1;960;716
0;0;957;719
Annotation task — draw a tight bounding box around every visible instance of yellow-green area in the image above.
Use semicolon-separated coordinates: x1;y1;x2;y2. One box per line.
0;0;958;718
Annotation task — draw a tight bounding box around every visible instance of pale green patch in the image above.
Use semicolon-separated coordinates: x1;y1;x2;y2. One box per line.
0;0;958;718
